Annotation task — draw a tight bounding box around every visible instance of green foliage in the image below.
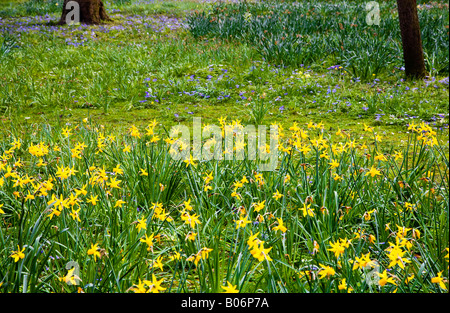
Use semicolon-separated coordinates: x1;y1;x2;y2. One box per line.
187;0;449;80
0;117;448;293
0;0;448;294
0;32;18;59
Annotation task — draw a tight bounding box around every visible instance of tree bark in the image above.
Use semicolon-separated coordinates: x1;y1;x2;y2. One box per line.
396;0;427;79
58;0;112;25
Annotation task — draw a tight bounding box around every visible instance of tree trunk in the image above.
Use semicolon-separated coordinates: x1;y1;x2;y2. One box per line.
396;0;427;79
58;0;112;25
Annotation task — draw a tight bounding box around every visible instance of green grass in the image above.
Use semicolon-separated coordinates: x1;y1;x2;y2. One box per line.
187;1;449;77
0;1;448;148
0;0;448;294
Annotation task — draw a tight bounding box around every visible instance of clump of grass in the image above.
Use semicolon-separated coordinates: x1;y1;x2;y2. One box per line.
0;32;17;59
187;0;449;80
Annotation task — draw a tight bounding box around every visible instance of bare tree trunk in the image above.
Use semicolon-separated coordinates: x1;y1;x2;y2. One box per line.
396;0;427;79
58;0;112;25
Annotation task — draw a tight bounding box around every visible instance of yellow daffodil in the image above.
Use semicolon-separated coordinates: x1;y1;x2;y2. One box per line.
234;215;251;229
378;270;396;287
272;190;283;200
431;271;447;290
272;218;287;233
318;264;336;279
87;243;101;261
221;281;239;293
11;245;25;262
136;217;147;232
329;159;340;169
253;200;265;212
114;199;126;208
365;166;382;178
143;274;166;293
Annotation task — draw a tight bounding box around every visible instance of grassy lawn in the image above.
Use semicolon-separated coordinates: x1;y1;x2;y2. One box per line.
1;0;448;144
0;0;448;294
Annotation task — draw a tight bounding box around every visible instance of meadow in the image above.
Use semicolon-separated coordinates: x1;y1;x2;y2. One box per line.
0;0;448;293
